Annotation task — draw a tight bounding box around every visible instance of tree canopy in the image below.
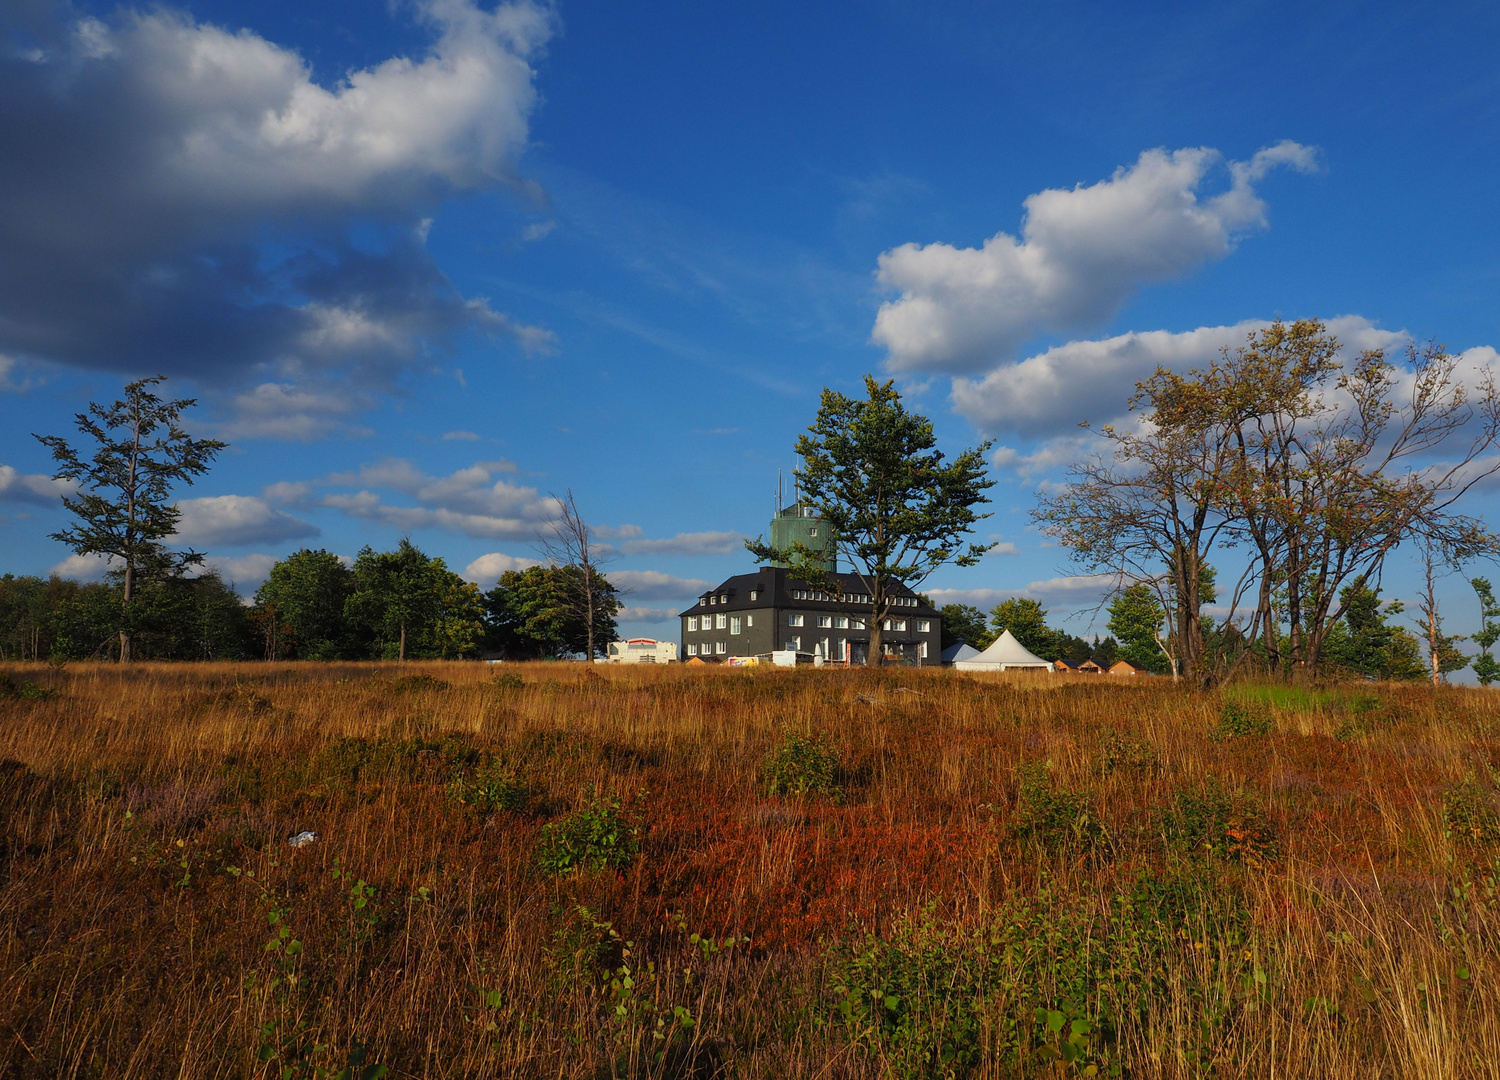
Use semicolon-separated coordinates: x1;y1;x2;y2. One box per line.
746;375;994;665
34;376;226;662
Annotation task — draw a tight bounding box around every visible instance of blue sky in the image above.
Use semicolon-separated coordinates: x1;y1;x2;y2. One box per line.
3;0;1500;652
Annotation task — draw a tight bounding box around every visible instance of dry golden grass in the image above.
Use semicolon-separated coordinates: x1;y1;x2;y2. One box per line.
3;661;1500;1078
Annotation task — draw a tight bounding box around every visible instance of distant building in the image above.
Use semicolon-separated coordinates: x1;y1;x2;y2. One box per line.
679;566;941;665
603;638;679;664
1108;659;1154;676
679;500;942;665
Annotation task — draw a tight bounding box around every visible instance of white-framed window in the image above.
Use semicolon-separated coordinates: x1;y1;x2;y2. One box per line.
716;613;727;629
730;616;742;635
709;595;717;605
817;615;832;628
687;616;698;631
786;636;801;651
687;643;697;655
700;597;708;606
820;637;830;657
746;614;754;627
809;527;818;536
716;641;727;654
836;637;845;659
918;620;931;633
834;616;848;629
851;618;866;630
883;618;907;632
750;590;759;601
719;594;728;603
787;613;804;627
918;641;928;659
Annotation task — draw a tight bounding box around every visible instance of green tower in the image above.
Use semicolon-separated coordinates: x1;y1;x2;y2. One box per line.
767;503;837;572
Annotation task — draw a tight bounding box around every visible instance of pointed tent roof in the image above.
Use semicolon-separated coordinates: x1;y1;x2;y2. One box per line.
940;640;981;664
952;629;1053;671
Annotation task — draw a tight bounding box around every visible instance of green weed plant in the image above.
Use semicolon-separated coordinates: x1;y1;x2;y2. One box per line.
536;792;640;874
763;731;841;800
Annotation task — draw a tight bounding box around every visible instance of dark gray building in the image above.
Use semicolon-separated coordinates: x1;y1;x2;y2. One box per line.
678;566;942;665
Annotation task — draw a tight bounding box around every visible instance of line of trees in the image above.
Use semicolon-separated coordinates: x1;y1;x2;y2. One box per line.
6;376;623;663
1035;320;1500;685
0;544;623;663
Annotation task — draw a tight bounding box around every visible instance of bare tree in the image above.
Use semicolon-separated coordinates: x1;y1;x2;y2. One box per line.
538;490;619;661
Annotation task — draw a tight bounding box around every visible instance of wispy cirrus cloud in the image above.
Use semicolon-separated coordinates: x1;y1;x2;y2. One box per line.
320;457;558;540
620;531;742;556
609;570;713;601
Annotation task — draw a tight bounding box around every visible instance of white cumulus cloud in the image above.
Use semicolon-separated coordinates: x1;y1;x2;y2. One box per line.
0;0;554;417
172;495;319;547
0;463;74;505
463;551;542;585
965;315;1414;473
872;142;1317;374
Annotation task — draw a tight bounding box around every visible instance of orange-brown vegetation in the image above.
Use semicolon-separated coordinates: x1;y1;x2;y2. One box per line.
4;662;1500;1077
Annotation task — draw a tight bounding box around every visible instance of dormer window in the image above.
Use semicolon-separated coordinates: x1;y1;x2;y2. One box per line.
719;594;728;603
750;589;759;601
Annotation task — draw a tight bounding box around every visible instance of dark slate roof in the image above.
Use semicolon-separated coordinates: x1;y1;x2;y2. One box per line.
678;566;940;619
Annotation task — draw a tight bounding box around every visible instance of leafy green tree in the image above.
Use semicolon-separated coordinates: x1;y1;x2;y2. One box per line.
938;603;990;651
482;565;620;659
1107;584;1171;674
346;540;452;661
1472;578;1500;687
1090;636;1119;667
986;597;1063;661
34;376;226;662
254;549;357;659
746;375;994;666
430;577;487;659
1320;580;1426;681
129;569;254;660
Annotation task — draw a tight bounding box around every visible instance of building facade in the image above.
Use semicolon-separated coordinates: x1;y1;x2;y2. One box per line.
678;566;942;665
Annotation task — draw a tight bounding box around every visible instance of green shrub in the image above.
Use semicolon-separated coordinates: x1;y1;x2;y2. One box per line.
1097;730;1157;774
385;674;449;694
763;731;841;800
1217;700;1273;739
491;670;524;690
1332;696;1382;742
1012;761;1104;850
828;894;1130;1079
0;675;57;700
446;761;528;814
1444;777;1500;843
1161;781;1276;864
536;793;640;874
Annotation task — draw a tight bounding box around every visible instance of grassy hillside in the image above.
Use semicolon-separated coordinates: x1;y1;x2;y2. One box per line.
3;662;1499;1078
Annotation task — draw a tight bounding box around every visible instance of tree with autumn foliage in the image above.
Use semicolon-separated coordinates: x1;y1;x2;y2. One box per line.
1037;319;1500;684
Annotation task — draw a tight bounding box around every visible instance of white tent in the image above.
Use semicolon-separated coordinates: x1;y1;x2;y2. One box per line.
940;640;981;665
951;629;1053;671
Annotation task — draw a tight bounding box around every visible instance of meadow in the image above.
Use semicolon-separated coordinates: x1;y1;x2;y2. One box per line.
3;661;1500;1079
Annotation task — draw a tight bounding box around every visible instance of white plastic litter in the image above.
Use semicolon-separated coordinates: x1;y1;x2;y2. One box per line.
287;831;318;848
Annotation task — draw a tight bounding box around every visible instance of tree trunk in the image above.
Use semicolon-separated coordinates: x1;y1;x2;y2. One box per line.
119;561;134;663
584;566;595;661
866;591;886;667
399;622;407;663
